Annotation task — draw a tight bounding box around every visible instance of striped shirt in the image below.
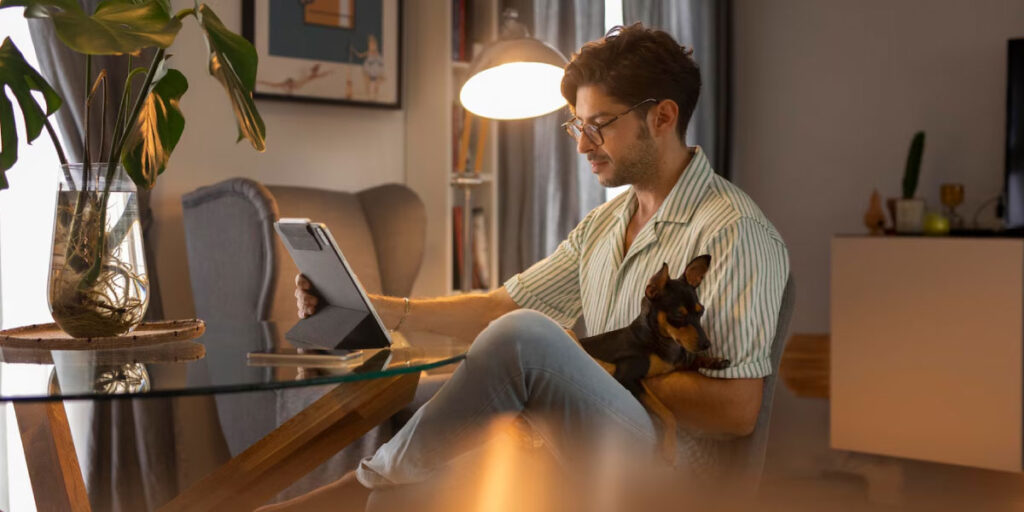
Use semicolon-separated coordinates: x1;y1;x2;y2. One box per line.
504;146;789;380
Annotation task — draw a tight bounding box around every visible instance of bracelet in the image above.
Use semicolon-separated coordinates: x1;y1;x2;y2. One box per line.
391;297;411;332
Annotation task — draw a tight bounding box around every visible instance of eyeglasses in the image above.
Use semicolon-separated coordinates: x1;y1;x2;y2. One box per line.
562;98;658;146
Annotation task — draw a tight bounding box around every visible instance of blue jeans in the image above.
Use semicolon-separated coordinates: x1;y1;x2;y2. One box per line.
356;309;658;488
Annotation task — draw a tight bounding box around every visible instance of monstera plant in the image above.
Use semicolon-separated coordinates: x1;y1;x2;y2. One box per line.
0;0;266;337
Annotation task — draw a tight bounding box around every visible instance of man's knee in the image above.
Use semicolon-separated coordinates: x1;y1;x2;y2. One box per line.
470;309;579;364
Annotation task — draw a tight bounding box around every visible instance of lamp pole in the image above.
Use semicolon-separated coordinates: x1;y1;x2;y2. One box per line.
452;172;485;292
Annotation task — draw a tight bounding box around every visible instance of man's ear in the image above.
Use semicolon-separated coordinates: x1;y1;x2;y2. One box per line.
645;262;670;300
651;99;679;138
683;255;711;288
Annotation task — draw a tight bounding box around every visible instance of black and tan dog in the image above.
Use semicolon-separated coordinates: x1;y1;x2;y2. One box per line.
578;255;730;461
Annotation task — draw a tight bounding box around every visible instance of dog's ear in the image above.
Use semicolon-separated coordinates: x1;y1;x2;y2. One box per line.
683;255;711;288
645;262;670;300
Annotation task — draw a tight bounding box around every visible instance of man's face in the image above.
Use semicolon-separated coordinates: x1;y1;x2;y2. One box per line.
572;85;659;188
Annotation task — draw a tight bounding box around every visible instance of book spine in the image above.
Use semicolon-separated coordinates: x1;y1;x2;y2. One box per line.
460;0;468;61
471;207;489;288
453;205;464;289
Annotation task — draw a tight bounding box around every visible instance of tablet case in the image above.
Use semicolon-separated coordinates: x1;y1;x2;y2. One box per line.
275;221;391;350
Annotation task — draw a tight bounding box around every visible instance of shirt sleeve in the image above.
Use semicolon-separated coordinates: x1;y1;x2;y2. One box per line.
502;210;597;328
697;217;790;379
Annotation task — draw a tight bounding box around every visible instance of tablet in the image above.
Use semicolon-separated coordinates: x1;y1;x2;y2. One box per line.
275;218;392;350
247;348;362;367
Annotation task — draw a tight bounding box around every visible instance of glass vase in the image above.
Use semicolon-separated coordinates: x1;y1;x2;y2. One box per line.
47;163;149;337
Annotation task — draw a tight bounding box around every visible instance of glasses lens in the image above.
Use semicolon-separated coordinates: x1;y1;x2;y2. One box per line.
565;122;582;140
584;125;603;146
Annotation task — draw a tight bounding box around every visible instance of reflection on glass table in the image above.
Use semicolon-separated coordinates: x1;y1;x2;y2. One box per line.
0;322;468;511
0;321;466;400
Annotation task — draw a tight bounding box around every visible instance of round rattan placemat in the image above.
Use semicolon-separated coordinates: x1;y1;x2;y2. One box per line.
0;341;206;365
0;319;205;350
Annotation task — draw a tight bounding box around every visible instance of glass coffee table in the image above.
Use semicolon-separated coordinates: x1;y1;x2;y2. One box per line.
0;321;466;512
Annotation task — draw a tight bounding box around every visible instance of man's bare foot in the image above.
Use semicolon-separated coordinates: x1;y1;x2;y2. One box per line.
254;470;370;511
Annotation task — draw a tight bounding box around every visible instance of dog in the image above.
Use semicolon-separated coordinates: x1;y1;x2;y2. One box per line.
577;255;730;462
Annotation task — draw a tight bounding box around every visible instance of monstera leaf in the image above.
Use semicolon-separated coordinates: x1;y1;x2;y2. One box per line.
196;4;265;151
121;67;187;189
0;37;61;189
0;0;181;55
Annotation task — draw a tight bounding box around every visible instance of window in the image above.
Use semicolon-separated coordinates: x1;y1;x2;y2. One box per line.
603;1;629;202
0;8;64;511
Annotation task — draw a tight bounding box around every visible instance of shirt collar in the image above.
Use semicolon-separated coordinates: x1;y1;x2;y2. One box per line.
613;146;715;227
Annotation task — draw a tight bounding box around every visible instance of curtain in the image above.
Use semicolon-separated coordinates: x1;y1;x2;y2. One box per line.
624;0;732;177
498;0;606;282
28;3;175;509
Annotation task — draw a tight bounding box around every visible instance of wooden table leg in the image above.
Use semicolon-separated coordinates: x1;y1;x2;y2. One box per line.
159;372;420;512
13;400;91;512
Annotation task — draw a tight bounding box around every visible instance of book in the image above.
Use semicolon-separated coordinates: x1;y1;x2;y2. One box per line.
452;205;464;289
471;207;489;289
452;0;471;62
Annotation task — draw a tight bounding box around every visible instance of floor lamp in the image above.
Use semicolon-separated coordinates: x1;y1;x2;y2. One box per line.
453;8;568;291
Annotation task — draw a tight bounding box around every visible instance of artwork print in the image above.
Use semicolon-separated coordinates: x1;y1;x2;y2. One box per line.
244;0;401;107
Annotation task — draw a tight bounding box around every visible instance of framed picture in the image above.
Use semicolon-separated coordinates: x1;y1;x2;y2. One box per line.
243;0;401;108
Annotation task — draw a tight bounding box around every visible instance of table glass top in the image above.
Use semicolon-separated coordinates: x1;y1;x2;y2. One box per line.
0;322;467;402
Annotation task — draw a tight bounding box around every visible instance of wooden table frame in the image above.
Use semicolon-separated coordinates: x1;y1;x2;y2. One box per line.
14;372;421;512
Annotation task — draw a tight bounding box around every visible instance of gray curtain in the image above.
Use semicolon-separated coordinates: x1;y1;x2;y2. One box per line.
29;3;175;509
498;0;606;281
624;0;732;176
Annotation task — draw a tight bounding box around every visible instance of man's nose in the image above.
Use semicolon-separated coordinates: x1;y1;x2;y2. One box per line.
576;133;596;154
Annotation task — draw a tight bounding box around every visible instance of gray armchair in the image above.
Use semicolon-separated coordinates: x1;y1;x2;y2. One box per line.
713;274;796;495
181;178;426;325
181;177;434;500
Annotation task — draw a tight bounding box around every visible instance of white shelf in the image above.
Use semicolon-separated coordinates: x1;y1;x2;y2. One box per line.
405;0;500;298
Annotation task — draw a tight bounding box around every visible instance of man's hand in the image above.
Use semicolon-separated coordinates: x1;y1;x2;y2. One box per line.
643;372;763;438
295;274;319;318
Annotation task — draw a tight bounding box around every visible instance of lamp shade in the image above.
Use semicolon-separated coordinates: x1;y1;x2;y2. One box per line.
459;37;568;120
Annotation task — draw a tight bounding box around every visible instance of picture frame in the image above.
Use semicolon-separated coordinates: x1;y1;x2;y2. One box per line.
242;0;402;109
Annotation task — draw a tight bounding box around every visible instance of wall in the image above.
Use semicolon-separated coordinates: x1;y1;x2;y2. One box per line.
733;0;1024;333
154;0;406;319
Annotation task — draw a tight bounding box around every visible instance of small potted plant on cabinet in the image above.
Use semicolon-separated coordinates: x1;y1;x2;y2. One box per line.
894;131;925;234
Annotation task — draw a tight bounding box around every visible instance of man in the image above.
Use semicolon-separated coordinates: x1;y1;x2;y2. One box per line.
267;23;788;510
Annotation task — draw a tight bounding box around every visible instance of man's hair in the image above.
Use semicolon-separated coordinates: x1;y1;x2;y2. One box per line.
561;23;701;142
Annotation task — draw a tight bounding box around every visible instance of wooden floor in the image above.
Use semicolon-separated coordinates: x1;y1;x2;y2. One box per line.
759;462;1024;512
759;375;1024;512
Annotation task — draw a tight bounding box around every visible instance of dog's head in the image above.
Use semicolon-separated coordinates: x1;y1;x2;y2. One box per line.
644;255;712;353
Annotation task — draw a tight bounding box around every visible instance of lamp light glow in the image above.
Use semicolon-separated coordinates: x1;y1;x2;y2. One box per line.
460;62;567;120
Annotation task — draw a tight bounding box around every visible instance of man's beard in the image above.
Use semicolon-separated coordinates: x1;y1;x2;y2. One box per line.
597;126;659;188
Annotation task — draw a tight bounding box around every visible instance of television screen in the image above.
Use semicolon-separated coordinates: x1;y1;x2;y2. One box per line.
1005;39;1024;229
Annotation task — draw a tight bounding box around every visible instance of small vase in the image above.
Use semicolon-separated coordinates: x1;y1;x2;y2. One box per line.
47;163;149;338
895;198;926;234
48;363;151;395
864;189;886;235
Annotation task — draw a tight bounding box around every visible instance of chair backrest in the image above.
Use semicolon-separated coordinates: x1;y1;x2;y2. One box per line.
715;274;796;492
264;183;426;328
182;178;426;326
182;178;279;322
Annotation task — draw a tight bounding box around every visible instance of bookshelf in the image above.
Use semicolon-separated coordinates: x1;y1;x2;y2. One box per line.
405;0;500;297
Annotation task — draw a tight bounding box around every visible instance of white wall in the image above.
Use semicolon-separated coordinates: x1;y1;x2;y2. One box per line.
733;0;1024;333
154;0;406;319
